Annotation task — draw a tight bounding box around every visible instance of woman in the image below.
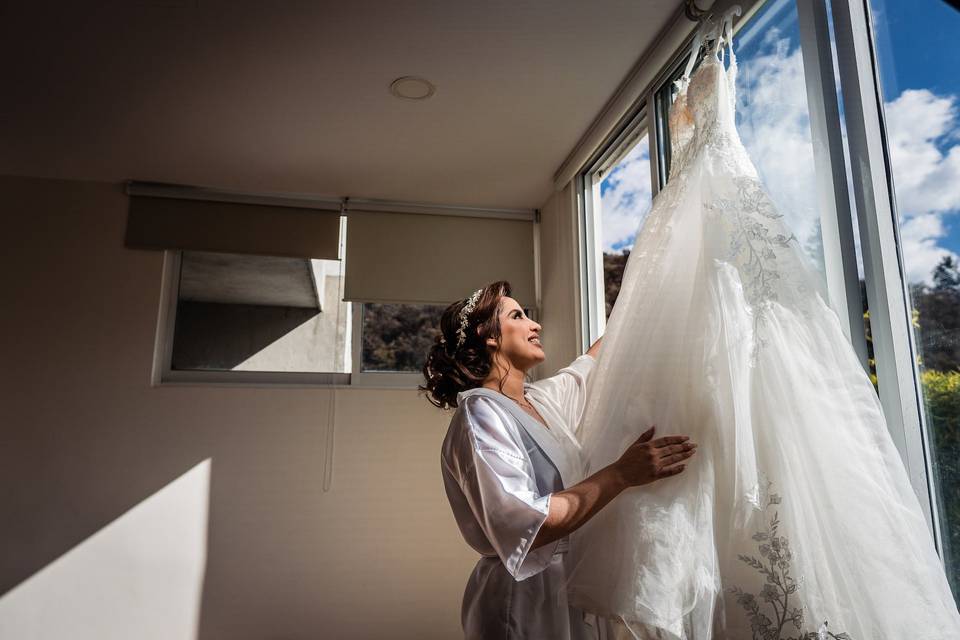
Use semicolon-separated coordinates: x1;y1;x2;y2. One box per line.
420;280;699;639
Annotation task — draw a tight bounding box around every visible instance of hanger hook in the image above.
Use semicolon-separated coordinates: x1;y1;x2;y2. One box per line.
684;0;712;21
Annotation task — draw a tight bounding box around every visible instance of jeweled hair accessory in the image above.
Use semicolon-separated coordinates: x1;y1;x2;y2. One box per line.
454;288;484;349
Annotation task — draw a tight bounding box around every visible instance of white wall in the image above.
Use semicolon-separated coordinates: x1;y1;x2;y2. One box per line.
0;175;484;639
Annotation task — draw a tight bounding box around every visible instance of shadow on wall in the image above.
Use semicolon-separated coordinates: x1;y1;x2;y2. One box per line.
172;302;320;370
0;176;473;640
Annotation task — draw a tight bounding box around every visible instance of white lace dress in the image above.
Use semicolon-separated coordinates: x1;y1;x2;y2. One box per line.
563;11;960;640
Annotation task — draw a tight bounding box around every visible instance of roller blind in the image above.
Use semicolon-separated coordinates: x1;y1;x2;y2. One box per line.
344;210;536;307
125;196;341;260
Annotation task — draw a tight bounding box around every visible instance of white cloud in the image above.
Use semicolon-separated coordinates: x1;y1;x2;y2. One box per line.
883;88;960;283
599;142;653;253
898;213;955;284
734;36;960;286
734;36;824;271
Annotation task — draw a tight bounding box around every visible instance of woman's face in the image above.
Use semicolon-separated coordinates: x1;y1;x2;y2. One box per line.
486;296;545;370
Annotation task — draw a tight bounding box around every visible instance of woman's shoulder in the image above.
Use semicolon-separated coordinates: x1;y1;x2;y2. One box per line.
443;390;521;456
449;389;507;433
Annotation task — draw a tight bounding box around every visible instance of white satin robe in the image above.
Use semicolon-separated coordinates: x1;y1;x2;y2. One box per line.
441;354;621;640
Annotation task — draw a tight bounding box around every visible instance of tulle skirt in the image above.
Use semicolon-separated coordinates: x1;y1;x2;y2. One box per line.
563;147;960;639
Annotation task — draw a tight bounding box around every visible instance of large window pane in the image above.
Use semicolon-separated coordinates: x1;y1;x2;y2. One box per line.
733;0;826;279
869;0;960;600
655;0;828;282
597;134;653;317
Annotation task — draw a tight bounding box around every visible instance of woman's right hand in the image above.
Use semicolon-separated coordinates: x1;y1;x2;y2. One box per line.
532;426;697;549
612;425;697;488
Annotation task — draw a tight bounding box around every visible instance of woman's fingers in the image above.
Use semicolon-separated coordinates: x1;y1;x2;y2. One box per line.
657;462;687;477
652;435;691;448
659;449;696;466
616;428;697;487
658;442;696;455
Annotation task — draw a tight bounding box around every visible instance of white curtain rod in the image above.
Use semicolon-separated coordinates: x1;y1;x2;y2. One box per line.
125;181;536;222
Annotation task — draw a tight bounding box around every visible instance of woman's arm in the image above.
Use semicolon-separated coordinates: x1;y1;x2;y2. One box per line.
531;426;696;550
586;335;603;359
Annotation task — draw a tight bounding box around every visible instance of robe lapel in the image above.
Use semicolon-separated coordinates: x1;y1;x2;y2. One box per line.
461;387;570;489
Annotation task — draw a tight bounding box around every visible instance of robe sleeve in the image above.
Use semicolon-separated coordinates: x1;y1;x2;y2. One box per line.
456;394;560;580
527;354;597;440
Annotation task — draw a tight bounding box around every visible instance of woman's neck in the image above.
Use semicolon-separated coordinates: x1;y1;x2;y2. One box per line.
481;364;528;404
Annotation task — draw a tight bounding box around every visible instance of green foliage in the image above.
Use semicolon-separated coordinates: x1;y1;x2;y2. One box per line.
910;261;960;372
923;369;960;599
361;303;444;372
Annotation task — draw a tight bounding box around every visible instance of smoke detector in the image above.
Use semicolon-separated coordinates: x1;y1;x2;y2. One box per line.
389;76;436;100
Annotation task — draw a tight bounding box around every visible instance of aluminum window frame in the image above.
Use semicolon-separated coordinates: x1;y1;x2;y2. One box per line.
829;0;941;543
573;0;942;547
576;102;658;351
152;249;353;388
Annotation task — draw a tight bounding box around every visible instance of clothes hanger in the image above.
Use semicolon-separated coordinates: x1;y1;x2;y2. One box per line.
676;3;742;91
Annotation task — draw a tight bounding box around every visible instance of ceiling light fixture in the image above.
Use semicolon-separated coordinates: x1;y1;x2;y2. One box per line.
389;76;436;100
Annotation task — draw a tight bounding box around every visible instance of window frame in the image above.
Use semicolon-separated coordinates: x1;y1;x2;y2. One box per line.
829;0;942;545
350;301;438;388
152;249;353;388
576;102;659;350
572;0;944;550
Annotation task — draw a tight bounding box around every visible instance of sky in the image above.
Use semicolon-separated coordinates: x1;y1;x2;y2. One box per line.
598;0;960;286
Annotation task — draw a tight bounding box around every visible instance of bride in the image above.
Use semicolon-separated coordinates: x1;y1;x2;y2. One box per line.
564;7;960;639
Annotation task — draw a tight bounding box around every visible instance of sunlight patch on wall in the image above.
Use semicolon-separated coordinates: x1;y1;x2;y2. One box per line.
0;460;211;640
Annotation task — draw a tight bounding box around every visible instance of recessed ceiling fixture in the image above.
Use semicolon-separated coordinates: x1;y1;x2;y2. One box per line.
389;76;436;100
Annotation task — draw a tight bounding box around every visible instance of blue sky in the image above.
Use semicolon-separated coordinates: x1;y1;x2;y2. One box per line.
872;0;960;261
598;0;960;285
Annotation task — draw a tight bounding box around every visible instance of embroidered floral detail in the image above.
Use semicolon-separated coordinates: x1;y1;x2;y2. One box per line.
704;176;798;357
728;478;853;640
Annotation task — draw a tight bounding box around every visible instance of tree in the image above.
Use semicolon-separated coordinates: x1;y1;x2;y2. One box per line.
933;255;960;292
911;255;960;373
603;250;629;318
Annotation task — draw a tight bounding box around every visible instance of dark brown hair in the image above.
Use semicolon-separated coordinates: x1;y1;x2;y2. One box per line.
418;280;516;410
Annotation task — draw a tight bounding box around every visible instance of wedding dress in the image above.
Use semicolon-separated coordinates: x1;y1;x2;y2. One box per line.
564;9;960;640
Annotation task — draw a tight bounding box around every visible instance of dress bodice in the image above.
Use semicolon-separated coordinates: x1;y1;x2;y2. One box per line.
667;14;739;180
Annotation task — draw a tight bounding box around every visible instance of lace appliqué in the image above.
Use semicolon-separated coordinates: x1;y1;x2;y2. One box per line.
728;477;854;640
705;176;798;352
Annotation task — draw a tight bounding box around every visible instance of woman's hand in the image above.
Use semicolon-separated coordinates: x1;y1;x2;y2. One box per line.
611;426;697;489
530;426;696;550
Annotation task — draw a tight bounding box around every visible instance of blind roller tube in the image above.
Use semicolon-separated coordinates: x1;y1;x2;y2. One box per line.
125;196;341;260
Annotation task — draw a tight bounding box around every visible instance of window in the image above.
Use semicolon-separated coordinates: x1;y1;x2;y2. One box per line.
868;0;960;601
585;0;835;355
153;213;446;387
657;0;829;279
579;106;655;337
597;136;654;317
159;248;352;384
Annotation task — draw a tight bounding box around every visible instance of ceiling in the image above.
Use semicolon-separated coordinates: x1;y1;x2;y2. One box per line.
0;0;680;209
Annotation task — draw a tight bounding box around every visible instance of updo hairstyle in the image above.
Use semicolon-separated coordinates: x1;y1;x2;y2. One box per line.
419;280;513;410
